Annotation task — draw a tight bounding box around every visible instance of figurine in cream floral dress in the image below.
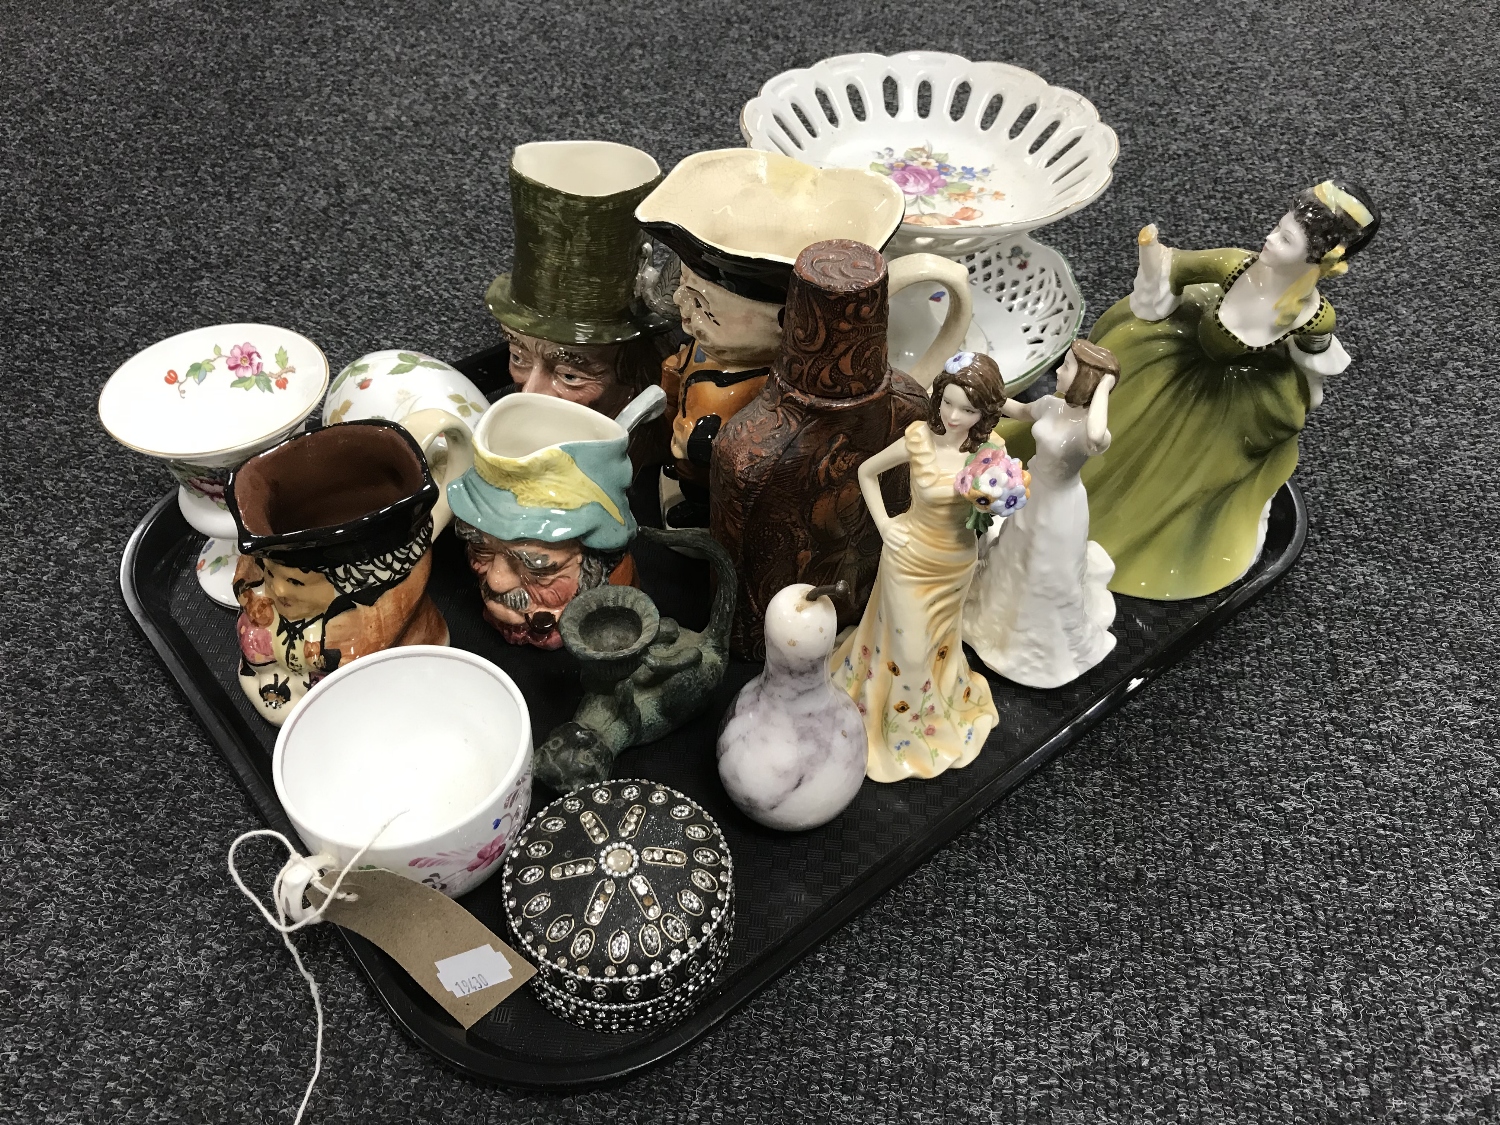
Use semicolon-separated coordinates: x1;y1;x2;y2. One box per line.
831;353;1009;782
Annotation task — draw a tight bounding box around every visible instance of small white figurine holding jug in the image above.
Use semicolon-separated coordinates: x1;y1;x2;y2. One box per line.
964;339;1120;689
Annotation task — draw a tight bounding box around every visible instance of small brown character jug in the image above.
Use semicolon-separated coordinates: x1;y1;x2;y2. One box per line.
227;420;453;724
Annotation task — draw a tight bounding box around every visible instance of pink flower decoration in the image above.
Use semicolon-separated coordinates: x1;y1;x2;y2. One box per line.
466;832;508;873
958;448;1008;495
963;448;1029;516
889;164;947;197
924;725;937;737
226;342;262;377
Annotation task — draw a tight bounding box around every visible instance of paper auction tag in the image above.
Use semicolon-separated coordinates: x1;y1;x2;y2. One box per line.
308;869;534;1029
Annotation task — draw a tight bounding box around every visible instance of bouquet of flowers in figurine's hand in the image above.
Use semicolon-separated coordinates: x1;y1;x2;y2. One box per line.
954;442;1029;534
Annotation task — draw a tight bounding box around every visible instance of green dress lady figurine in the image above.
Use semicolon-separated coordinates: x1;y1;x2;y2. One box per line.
1080;179;1381;600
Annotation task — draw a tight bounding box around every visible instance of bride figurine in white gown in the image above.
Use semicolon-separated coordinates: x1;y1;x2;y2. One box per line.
964;340;1120;688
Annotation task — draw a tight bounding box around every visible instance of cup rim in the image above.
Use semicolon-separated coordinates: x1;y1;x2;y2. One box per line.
272;645;533;856
98;322;330;461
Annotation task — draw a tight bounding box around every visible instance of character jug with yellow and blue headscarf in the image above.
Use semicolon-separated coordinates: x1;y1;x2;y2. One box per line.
1079;178;1381;600
447;392;647;649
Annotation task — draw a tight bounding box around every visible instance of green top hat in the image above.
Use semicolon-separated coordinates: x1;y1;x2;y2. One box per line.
486;140;673;346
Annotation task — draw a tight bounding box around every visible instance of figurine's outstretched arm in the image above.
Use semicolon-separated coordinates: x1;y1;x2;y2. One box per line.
1129;223;1181;321
1086;374;1115;454
1000;398;1035;421
858;436;912;550
1287;335;1350;412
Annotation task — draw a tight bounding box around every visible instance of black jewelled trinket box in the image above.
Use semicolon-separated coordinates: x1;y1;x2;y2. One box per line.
502;780;734;1034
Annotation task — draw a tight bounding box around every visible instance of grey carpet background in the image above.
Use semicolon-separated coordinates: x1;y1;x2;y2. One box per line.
3;0;1496;1121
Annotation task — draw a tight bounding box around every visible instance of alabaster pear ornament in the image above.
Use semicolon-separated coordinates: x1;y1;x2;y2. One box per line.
717;582;865;832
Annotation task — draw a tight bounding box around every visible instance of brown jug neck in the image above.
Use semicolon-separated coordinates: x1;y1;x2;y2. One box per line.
777;239;890;400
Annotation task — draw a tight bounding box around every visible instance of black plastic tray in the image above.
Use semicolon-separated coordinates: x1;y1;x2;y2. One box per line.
119;344;1307;1089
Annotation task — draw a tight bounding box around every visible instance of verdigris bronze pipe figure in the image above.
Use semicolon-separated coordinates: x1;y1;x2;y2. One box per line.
534;526;736;792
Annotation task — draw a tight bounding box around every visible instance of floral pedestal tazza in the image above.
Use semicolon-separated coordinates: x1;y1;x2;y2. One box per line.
98;324;330;608
740;51;1118;257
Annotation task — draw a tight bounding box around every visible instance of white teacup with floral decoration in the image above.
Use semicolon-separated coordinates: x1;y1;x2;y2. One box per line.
273;645;534;897
322;350;489;531
98;323;330;607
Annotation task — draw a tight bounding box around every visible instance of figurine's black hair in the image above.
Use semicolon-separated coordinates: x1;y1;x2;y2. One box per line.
1292;179;1382;262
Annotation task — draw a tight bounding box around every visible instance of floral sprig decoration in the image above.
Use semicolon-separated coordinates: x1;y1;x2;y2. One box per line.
954;442;1029;534
163;341;294;398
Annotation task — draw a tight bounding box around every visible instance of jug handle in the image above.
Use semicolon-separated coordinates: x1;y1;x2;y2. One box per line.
613;384;668;433
399;408;475;536
888;254;974;389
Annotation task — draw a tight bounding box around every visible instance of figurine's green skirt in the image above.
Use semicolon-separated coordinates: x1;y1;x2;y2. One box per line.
1073;292;1310;601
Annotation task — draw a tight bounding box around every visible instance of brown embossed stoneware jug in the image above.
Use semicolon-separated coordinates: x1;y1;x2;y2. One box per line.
711;239;929;659
227;419;452;725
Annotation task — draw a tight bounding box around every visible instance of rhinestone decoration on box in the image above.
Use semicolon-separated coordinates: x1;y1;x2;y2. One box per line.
502;780;735;1033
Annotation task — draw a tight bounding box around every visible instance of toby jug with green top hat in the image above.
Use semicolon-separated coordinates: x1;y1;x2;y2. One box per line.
485;140;676;421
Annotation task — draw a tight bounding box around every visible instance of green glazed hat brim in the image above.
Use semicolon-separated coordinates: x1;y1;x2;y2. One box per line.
485;273;672;346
